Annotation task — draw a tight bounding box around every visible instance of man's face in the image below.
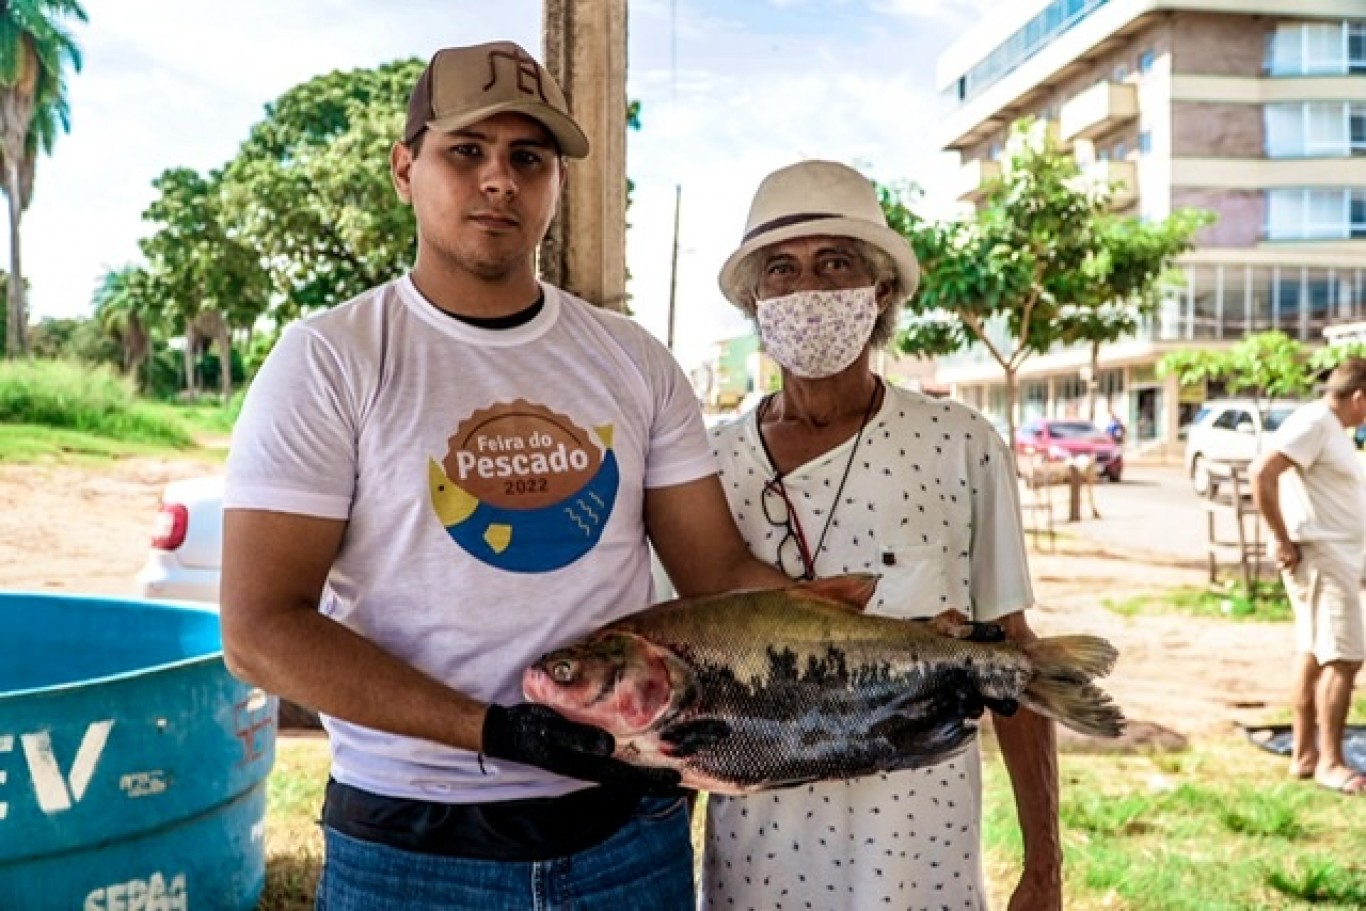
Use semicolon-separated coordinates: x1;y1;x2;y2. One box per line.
392;112;565;282
754;235;877;302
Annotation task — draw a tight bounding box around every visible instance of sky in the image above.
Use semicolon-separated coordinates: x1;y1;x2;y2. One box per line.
12;0;997;371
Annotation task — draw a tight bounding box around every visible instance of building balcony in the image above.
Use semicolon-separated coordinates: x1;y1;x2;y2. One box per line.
1060;81;1138;143
1083;159;1138;208
955;158;1001;203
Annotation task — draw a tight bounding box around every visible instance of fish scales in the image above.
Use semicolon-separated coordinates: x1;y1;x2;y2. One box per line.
523;576;1122;794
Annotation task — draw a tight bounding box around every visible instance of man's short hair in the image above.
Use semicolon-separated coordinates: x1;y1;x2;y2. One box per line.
1325;356;1366;399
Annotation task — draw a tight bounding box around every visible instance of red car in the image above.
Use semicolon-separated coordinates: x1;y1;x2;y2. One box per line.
1015;418;1123;482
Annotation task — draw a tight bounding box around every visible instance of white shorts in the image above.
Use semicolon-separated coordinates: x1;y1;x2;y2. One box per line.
1282;541;1365;664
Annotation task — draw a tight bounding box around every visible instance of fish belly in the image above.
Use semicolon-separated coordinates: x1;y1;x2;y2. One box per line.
657;668;983;795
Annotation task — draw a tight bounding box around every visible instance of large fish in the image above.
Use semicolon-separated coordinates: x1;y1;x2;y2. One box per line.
523;574;1123;795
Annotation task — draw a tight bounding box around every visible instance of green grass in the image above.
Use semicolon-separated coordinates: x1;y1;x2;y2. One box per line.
0;359;192;445
0;358;237;463
983;739;1366;910
1103;581;1293;622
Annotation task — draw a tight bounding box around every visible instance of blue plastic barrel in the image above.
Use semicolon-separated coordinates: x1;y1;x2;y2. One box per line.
0;593;276;910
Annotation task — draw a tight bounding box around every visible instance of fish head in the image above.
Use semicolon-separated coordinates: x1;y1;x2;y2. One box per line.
523;631;684;739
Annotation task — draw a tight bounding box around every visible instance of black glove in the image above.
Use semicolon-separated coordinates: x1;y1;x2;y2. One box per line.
481;703;684;794
963;620;1006;643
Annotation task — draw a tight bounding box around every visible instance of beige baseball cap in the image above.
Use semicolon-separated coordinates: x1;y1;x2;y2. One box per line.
404;41;589;159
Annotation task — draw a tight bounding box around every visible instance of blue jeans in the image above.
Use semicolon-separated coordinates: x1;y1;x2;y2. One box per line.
315;794;694;910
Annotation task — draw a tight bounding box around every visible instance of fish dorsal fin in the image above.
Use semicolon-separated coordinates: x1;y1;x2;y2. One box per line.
789;573;880;612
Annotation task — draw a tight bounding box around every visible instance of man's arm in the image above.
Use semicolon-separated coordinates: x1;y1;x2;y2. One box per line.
993;610;1062;911
221;508;685;790
1249;450;1299;571
645;474;791;597
220;508;487;750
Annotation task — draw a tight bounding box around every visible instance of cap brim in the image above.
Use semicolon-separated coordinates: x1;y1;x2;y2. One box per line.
718;218;921;308
426;101;590;159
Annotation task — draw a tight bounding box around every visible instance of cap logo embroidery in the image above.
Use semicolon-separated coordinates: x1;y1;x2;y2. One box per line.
484;47;549;102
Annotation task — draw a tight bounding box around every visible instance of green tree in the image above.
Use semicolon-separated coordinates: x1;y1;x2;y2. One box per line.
222;59;421;323
1057;209;1210;420
889;120;1211;445
140;167;269;398
92;265;158;388
1158;331;1317;403
0;0;85;357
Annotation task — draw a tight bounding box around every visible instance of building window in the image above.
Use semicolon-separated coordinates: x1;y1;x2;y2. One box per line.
1138;130;1153;154
1265;102;1366;157
1113;141;1127;159
950;0;1111;108
1266;187;1366;240
1269;20;1366;76
1113;63;1128;81
1137;48;1156;74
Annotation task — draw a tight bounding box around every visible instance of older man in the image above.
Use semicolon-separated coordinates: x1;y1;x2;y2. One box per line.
699;160;1062;910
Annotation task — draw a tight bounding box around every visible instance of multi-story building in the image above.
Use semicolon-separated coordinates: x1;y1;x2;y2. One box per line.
936;0;1366;452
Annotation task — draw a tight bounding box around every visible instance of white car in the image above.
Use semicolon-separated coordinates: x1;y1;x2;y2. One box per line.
136;475;225;603
1183;399;1305;497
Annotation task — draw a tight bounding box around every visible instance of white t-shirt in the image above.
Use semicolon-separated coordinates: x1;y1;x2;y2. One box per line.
224;277;716;803
1272;400;1366;544
700;385;1033;910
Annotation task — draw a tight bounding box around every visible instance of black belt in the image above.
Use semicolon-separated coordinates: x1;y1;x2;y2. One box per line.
322;778;642;862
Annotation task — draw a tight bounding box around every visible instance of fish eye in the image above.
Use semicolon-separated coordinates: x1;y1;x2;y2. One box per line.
550;660;576;684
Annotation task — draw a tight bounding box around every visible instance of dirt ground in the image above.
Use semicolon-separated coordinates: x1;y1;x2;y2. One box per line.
0;456;1300;743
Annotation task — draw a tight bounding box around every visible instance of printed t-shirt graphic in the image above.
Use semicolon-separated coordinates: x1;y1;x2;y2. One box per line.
428;400;619;572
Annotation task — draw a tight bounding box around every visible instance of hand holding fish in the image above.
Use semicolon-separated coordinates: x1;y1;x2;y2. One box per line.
481;703;684;793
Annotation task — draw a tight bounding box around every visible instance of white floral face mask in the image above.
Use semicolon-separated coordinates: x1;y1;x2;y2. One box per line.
755;286;879;379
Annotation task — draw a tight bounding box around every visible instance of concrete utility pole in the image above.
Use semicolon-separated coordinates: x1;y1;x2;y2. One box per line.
541;0;629;312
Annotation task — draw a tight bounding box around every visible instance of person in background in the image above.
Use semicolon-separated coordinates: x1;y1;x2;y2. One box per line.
1250;357;1366;796
699;159;1062;910
1105;411;1126;445
219;40;788;910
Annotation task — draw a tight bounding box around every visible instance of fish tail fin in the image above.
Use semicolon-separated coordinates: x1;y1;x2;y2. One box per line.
1019;635;1125;739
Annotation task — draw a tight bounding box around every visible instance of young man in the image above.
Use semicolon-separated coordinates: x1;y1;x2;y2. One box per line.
1250;357;1366;797
220;41;785;908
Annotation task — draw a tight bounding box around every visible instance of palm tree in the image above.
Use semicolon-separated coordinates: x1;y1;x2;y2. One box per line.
92;265;154;388
0;0;86;357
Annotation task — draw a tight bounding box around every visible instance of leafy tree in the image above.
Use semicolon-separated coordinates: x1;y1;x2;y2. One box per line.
889;120;1211;444
1160;331;1366;404
221;59;422;323
92;265;158;388
1057;209;1210;420
1158;331;1316;403
0;0;85;357
139;167;269;398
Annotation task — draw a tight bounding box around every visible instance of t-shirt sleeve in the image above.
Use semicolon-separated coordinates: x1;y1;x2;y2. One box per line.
637;333;717;489
1273;407;1325;471
223;323;357;519
968;431;1035;622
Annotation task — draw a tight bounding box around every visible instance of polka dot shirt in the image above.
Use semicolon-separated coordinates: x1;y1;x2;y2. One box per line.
698;384;1033;911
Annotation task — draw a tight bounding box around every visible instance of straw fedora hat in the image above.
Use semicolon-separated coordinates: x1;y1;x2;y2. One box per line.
718;160;920;307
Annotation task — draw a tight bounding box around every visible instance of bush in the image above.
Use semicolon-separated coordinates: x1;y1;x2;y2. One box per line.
0;358;194;447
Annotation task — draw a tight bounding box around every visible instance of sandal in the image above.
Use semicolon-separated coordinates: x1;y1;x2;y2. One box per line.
1315;769;1366;795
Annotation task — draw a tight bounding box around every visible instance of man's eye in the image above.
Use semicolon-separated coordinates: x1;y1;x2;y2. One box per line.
450;144;481;158
765;263;794;276
513;150;545;167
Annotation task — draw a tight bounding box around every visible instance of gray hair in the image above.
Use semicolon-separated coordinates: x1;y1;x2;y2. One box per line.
728;237;906;348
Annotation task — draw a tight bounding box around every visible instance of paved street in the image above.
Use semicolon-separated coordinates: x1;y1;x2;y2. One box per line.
1038;461;1255;568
